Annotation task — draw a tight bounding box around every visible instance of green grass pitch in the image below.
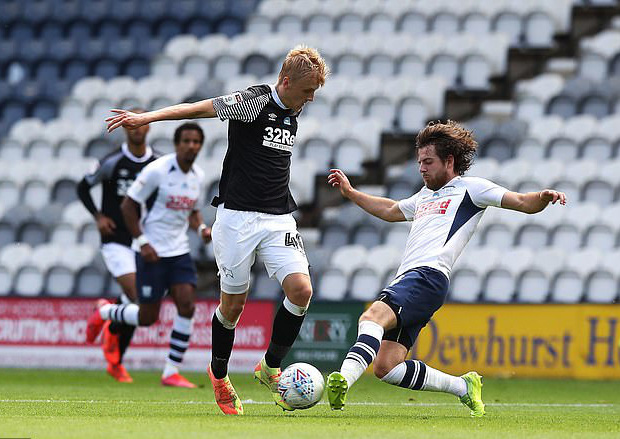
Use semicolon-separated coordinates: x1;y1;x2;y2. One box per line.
1;369;619;439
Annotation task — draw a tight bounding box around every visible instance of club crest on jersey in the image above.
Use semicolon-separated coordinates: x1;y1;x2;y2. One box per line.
268;113;277;121
283;117;291;125
222;92;243;106
119;168;129;177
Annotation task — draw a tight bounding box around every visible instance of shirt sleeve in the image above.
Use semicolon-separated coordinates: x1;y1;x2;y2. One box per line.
397;193;420;221
465;177;509;208
83;157;114;186
126;162;160;204
212;87;270;122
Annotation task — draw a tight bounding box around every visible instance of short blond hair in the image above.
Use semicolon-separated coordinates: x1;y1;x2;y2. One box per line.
278;45;330;86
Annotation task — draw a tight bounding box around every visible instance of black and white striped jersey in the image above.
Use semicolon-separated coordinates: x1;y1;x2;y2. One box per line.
211;83;300;215
77;143;158;246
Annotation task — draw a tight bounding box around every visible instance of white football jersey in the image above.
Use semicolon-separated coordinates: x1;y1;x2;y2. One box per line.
396;176;508;279
126;153;205;257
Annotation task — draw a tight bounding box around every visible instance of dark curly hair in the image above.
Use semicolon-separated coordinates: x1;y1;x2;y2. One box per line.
415;120;478;176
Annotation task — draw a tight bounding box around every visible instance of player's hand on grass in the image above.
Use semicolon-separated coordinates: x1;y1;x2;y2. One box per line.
96;214;116;236
106;109;148;133
328;168;353;199
140;243;159;263
540;190;567;206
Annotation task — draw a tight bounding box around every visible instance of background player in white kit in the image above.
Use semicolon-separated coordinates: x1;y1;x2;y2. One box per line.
105;46;329;415
325;121;567;416
86;122;211;388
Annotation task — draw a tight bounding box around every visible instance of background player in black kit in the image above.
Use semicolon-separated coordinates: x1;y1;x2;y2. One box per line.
78;109;157;383
106;46;329;414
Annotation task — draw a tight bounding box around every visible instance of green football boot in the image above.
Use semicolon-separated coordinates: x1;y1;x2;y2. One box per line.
326;371;348;411
459;371;485;417
254;358;294;411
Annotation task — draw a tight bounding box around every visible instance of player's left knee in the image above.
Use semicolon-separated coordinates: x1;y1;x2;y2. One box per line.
177;302;195;318
373;361;392;379
287;283;313;307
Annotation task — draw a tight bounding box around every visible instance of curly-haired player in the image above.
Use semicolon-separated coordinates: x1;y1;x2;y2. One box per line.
325;120;567;417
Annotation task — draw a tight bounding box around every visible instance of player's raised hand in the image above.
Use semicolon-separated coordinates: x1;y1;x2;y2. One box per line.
106;109;148;133
328;168;353;198
540;189;567;206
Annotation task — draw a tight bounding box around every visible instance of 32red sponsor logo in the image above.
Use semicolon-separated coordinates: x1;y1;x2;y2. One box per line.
415;199;452;219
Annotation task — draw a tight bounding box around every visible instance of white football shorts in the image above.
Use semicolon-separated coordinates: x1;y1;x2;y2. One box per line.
100;242;136;278
212;205;310;294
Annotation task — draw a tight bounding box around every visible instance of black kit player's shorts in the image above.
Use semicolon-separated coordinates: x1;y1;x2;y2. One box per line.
135;252;198;303
378;266;449;350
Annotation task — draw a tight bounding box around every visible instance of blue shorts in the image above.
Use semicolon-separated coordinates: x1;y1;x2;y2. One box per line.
379;267;449;350
136;253;198;304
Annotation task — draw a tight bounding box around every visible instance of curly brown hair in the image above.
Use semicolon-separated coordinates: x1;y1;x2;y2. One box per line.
415;120;478;176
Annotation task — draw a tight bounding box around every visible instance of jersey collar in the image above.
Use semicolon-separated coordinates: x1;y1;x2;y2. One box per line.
122;142;153;163
270;84;288;110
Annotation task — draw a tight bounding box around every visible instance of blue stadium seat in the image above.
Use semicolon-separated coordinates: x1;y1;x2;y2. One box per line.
97;19;123;41
18;40;47;63
2;0;22;24
38;21;64;41
17;220;48;247
29;99;57;122
74;265;108;297
34;60;61;84
105;38;135;63
138;0;168;22
166;0;199;22
78;0;109;24
52;179;78;205
123;57;150;79
62;58;89;82
0;222;17;249
242;54;272;77
2;99;28;127
216;17;244;38
155;18;183;41
186;18;213;38
109;0;139;21
547;95;578;118
65;19;92;41
76;38;106;63
197;0;229;21
579;95;610;118
125;19;152;41
45;39;76;64
52;0;81;23
9;21;35;41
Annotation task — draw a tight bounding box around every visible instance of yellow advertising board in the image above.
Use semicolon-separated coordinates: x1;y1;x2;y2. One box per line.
410;305;620;379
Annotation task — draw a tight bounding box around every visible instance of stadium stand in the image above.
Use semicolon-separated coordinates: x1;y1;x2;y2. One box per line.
0;0;619;303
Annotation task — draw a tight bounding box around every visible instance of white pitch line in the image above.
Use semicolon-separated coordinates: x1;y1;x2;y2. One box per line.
0;399;615;408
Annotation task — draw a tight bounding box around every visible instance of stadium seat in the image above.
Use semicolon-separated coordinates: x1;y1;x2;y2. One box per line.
0;243;33;273
44;265;74;297
450;267;483;302
17;220;48;247
317;268;348;301
14;265;44;297
0;265;13;296
250;271;281;300
523;12;555;46
349;267;382;301
483;267;515;302
584;270;618;303
516;269;551;303
331;245;368;276
74;265;108;297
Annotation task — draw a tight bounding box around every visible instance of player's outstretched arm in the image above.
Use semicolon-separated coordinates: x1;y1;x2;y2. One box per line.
106;99;216;133
327;168;406;222
501;189;567;214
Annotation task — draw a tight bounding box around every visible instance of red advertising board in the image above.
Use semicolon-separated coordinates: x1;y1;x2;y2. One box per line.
0;298;273;372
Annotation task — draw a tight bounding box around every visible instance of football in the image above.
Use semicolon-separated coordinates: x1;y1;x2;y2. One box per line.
278;363;325;410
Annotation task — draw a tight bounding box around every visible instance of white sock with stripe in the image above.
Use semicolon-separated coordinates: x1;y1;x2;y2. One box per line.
163;315;192;378
382;360;467;397
339;320;384;387
100;303;139;326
